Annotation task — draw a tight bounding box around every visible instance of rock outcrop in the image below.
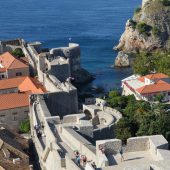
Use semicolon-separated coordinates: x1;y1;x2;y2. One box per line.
114;51;130;67
115;0;170;53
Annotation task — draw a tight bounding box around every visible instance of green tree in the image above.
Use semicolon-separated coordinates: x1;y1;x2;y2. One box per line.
134;7;141;14
108;90;120;98
115;118;133;143
12;48;24;58
19;119;30;133
136;22;152;36
154;93;165;102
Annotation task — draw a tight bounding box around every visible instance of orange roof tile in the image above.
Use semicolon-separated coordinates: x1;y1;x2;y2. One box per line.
0;68;6;73
138;73;169;83
145;73;168;80
0;76;46;93
136;80;170;94
19;77;44;94
0;76;26;90
0;52;28;70
0;92;30;110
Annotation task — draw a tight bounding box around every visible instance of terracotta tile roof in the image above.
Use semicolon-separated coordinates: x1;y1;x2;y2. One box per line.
19;77;45;93
0;76;25;90
0;52;28;70
138;73;168;82
0;76;46;110
145;73;168;80
0;92;30;110
0;68;6;73
0;76;46;93
136;80;170;94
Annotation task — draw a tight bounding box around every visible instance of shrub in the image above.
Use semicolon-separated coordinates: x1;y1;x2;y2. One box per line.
134;7;141;14
12;48;24;58
136;22;152;36
129;19;137;29
152;26;160;37
19;119;30;133
108;90;120;98
155;93;165;102
162;0;170;6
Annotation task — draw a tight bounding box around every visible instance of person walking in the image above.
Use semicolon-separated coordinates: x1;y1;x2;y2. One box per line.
120;146;124;162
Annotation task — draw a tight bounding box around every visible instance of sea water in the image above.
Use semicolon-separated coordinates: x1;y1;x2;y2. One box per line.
0;0;141;90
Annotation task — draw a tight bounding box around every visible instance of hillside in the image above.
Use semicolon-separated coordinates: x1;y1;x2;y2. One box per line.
115;0;170;53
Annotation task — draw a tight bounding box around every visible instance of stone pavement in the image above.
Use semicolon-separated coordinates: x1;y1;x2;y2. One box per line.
104;151;154;170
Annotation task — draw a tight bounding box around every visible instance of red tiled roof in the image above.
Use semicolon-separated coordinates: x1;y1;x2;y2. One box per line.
136;80;170;94
0;77;25;90
0;77;46;111
19;77;45;93
0;92;30;110
0;52;28;70
138;73;168;82
0;76;45;93
0;68;6;73
145;73;168;80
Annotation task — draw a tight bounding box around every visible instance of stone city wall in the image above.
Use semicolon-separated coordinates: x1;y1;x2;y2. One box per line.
96;139;122;156
44;90;78;118
61;127;96;162
124;136;149;152
65;154;81;170
104;106;122;122
93;124;115;140
63;115;78;124
49;59;70;82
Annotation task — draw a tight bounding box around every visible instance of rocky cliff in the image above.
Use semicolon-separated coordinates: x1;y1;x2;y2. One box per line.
115;0;170;53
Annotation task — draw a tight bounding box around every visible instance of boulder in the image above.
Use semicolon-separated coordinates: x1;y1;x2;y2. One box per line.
114;51;130;67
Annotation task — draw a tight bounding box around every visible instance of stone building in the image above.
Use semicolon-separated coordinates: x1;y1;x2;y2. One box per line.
0;76;45;131
0;52;29;79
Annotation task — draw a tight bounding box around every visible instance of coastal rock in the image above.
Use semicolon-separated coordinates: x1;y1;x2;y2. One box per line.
114;51;130;67
115;0;170;53
73;68;94;84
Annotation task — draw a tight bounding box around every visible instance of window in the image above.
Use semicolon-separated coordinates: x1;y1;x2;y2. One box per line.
12;112;17;115
0;114;5;123
16;72;22;76
168;92;170;96
1;75;4;79
0;115;5;117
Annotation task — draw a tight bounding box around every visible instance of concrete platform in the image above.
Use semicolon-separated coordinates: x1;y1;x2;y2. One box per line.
104;151;154;170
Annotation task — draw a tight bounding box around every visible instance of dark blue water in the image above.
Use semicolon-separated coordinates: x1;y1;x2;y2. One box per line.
0;0;141;90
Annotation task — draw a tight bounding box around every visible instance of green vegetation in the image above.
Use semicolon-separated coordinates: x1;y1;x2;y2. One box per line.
11;48;24;58
106;91;170;142
152;26;161;37
132;52;170;76
129;19;137;29
162;0;170;6
19;119;30;133
134;7;141;14
155;94;165;102
136;22;152;36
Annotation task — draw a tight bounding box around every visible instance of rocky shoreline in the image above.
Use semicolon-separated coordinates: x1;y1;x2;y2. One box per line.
114;0;170;67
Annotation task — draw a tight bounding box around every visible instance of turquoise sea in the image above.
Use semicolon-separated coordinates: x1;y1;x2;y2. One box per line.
0;0;141;90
